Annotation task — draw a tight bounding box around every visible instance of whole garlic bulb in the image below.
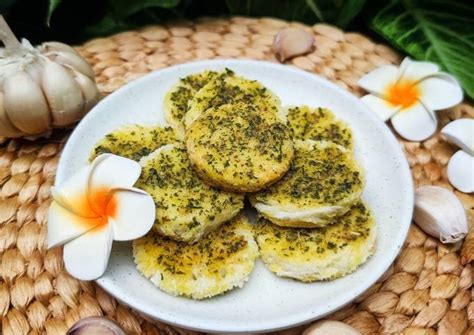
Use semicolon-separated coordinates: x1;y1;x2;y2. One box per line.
414;186;468;243
0;16;100;138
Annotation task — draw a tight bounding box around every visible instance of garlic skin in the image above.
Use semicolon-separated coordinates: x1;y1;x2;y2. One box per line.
303;320;360;335
0;15;100;138
67;316;125;335
414;186;468;244
273;28;314;62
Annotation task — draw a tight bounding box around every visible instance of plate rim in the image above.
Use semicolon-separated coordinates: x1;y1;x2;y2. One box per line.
56;59;414;333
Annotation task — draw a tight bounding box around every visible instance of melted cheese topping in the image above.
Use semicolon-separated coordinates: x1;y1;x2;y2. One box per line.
186;103;294;192
133;214;258;299
255;202;375;281
136;144;244;243
287;106;353;149
90;124;177;162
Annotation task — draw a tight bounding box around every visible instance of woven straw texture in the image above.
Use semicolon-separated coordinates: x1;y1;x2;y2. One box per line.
0;17;473;335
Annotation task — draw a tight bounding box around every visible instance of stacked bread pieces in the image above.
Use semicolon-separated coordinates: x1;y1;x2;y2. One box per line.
91;69;376;299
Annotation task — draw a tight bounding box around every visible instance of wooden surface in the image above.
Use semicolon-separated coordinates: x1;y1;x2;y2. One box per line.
0;16;473;334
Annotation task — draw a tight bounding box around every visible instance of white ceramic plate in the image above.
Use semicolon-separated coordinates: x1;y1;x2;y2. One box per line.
56;60;413;333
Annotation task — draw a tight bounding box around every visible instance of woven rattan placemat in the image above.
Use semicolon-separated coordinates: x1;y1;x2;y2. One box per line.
0;17;473;335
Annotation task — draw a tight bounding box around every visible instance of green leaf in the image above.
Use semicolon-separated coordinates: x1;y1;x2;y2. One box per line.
225;0;365;27
371;0;474;99
47;0;61;25
109;0;181;19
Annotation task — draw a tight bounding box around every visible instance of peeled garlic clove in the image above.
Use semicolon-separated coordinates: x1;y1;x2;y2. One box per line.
0;92;23;137
3;71;50;135
41;59;84;126
67;316;125;335
447;150;474;193
41;41;81;56
51;51;95;79
273;28;314;62
414;185;468;243
441;118;474;156
303;320;360;335
72;70;101;115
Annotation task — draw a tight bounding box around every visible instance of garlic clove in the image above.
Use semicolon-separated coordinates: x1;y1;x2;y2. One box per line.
41;59;84;127
50;51;95;79
447;150;474;193
441;118;474;156
72;70;101;115
303;320;360;335
414;185;468;243
67;316;126;335
108;187;155;241
273;28;314;62
40;41;81;57
3;71;50;135
0;91;23;137
63;223;114;280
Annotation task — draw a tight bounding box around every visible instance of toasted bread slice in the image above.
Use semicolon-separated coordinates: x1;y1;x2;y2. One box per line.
137;144;244;243
287;106;353;150
184;70;282;128
133;214;258;299
255;202;376;282
90;124;177;162
250;140;363;227
186;103;294;193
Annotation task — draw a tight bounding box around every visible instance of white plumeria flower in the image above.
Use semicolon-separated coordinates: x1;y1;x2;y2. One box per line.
359;57;463;141
441;119;474;193
47;154;155;280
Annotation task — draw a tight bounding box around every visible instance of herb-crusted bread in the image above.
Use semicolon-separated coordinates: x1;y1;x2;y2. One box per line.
255;202;375;282
185;102;294;193
136;144;244;243
133;214;259;299
250;140;363;227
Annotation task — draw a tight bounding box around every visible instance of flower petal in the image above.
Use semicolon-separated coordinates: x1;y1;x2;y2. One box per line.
109;187;155;241
88;154;141;191
361;94;400;121
47;200;105;249
441;119;474;156
418;73;463;110
53;165;97;218
63;224;113;280
398;57;439;82
358;65;398;96
447;150;474;193
391;102;437;141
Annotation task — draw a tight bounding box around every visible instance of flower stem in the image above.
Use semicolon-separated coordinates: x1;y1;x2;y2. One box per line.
0;15;24;57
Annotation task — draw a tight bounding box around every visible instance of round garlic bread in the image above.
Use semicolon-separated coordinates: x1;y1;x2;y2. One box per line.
186;103;294;193
136;144;244;243
255;202;376;282
133;214;259;299
90;124;177;161
287;106;353;149
184;70;282;127
164;70;220;136
250;140;363;227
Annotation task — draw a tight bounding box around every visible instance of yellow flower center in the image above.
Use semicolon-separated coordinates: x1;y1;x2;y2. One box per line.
386;80;420;109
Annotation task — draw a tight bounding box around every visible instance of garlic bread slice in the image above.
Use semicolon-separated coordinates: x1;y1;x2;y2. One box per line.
186;103;294;193
136;143;244;243
90;124;177;162
133;214;258;299
184;70;282;127
287;106;353;150
250;140;363;227
255;202;376;282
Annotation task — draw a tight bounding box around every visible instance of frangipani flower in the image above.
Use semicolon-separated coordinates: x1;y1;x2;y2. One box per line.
48;154;155;280
441;119;474;193
359;57;463;142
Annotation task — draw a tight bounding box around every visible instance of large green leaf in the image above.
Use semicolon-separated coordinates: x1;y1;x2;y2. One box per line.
109;0;180;19
371;0;474;99
225;0;366;27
